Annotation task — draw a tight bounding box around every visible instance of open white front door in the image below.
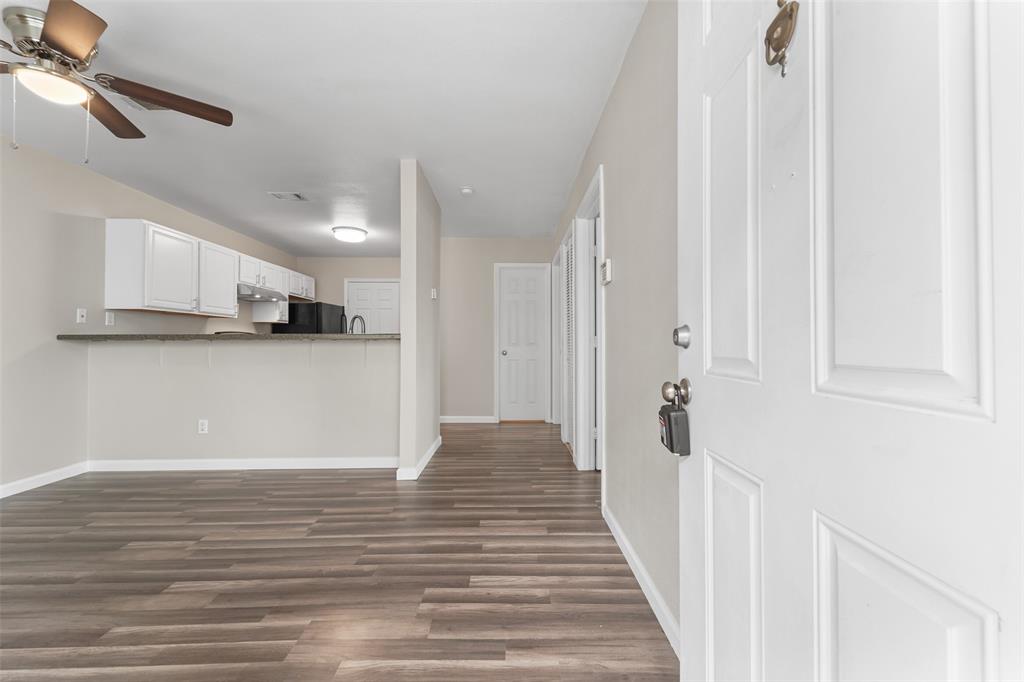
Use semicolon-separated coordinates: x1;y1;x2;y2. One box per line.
676;1;1022;679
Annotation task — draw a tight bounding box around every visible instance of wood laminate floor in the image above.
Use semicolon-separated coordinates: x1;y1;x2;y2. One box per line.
0;424;677;681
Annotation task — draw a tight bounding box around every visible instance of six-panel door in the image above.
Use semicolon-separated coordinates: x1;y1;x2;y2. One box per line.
676;1;1022;679
497;265;550;421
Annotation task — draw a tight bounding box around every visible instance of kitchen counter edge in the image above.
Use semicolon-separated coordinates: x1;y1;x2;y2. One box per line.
57;333;400;342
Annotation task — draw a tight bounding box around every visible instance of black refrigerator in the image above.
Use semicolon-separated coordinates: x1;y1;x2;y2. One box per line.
271;302;345;334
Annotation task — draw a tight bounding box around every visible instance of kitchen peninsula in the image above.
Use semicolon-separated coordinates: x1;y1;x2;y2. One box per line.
56;333;400;470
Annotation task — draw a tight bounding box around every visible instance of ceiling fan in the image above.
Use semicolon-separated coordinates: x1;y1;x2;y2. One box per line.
0;0;233;139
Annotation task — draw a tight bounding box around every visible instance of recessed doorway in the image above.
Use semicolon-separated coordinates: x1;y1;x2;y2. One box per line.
494;263;551;422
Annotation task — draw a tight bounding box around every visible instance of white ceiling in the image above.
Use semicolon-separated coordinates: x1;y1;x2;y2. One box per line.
1;0;645;256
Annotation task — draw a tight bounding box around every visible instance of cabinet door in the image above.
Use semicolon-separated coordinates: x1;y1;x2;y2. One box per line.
261;262;287;294
198;241;238;317
303;275;315;300
252;300;289;323
289;271;305;296
238;255;261;285
145;224;198;312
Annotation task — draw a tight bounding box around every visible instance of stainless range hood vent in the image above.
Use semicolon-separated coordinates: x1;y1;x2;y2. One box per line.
237;283;286;302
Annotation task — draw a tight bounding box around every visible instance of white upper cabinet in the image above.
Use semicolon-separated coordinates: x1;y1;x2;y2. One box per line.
146;225;199;312
105;219;308;318
287;270;316;300
198;241;239;317
289;270;305;297
239;256;289;295
106;219;199;313
260;262;287;294
238;254;261;286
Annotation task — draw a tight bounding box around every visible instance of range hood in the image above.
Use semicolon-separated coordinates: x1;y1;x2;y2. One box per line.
237;282;287;302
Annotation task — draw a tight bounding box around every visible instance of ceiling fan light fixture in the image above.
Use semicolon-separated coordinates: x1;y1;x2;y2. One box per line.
12;63;90;105
332;226;368;243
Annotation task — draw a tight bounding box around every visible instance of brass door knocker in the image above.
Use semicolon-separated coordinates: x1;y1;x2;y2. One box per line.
765;0;799;77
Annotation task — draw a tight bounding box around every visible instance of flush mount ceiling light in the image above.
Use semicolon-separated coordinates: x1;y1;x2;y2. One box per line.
10;62;89;104
460;186;474;196
332;226;368;243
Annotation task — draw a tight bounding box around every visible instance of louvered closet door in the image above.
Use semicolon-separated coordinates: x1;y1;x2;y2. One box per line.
675;1;1023;679
564;232;576;447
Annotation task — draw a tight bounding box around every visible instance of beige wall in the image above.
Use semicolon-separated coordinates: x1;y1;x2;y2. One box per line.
440;236;555;417
0;142;295;485
295;257;401;307
553;0;680;628
88;339;399;463
398;159;441;474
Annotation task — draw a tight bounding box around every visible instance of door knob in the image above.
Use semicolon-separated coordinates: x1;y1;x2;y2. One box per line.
661;377;692;406
501;350;508;356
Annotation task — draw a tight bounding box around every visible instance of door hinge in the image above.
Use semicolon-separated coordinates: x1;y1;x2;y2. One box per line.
592;427;598;439
592;336;598;348
590;244;598;258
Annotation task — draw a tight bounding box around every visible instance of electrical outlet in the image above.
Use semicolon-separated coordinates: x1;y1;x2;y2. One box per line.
431;288;438;300
105;311;115;326
76;308;87;324
197;419;209;435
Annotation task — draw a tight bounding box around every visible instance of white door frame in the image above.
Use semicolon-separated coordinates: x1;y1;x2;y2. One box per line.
343;278;401;307
571;166;607;473
549;250;562;426
493;263;552;422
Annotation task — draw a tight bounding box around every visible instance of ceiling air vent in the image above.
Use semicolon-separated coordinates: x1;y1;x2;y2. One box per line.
267;191;308;201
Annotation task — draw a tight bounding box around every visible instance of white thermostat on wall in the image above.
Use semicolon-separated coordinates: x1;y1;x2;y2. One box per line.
600;258;612;286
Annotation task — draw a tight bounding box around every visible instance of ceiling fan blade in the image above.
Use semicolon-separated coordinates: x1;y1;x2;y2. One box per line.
83;90;145;139
40;0;107;63
95;74;233;127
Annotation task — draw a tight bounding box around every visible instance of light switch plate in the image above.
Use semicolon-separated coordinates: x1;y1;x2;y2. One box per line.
105;311;115;326
76;308;87;324
431;288;438;300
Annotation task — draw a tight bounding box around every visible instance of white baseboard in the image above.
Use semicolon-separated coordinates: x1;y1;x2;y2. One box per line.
440;416;498;424
89;457;398;472
603;504;680;659
396;435;442;480
0;461;89;499
0;457;399;498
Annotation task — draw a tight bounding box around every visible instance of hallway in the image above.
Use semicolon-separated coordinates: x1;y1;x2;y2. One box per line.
0;424;678;681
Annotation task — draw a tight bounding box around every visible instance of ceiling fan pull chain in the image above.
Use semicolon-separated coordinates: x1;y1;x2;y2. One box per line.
83;96;91;164
10;75;17;150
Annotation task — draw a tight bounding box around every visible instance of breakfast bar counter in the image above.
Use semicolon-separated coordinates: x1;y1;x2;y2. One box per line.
57;333;399;342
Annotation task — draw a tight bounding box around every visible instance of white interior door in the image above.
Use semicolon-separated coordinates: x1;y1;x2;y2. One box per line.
676;1;1023;680
346;280;400;334
496;264;550;421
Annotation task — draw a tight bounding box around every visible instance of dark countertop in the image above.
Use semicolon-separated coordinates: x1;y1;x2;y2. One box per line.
57;333;400;342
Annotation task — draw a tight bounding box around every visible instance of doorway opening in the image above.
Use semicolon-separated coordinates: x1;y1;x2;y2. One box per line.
557;165;606;474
